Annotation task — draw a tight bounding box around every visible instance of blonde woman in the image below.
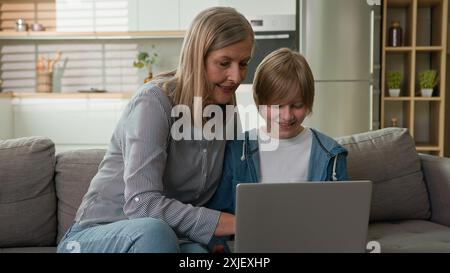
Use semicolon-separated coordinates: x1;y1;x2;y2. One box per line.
57;7;254;253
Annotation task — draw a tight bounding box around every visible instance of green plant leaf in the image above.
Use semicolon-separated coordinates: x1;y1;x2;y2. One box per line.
418;70;438;89
386;71;402;89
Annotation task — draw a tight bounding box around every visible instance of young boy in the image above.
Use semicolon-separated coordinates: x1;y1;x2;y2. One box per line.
206;48;348;251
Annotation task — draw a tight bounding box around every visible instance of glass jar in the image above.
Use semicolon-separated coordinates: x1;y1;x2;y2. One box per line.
388;21;402;47
16;19;28;32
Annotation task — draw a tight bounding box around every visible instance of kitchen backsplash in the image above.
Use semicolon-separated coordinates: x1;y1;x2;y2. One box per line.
0;39;182;93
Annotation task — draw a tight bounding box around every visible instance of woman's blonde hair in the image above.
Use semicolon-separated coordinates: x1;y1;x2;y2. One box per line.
157;7;254;113
253;48;315;114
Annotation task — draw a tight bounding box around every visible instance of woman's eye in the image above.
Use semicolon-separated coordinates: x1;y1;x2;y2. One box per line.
293;103;304;109
239;62;248;68
219;62;230;67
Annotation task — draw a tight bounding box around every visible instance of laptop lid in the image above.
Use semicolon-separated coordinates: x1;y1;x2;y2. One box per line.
234;180;372;253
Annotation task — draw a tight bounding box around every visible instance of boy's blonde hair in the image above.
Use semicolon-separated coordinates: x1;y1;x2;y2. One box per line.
158;7;254;112
253;48;315;114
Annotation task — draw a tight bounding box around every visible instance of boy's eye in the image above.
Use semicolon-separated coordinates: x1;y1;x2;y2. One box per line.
293;103;304;109
239;62;248;68
219;62;230;67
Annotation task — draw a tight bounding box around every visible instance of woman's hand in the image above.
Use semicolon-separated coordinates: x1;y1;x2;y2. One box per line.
214;212;235;236
211;244;225;253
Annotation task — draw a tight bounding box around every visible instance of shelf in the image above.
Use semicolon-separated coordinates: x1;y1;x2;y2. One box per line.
384;97;412;101
385;0;414;47
383;100;411;128
0;31;186;40
384;96;442;101
414;100;441;147
385;46;413;52
416;144;441;151
417;0;443;8
0;92;13;98
6;92;134;99
384;51;412;96
388;0;413;8
414;97;442;101
415;46;444;51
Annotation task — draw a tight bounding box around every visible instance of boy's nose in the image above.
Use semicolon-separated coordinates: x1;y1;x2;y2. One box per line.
279;106;293;120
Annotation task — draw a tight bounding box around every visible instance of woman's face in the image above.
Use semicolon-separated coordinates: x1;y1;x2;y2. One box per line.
205;38;253;104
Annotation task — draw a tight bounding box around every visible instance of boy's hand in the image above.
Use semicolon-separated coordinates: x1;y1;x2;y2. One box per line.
214;212;235;236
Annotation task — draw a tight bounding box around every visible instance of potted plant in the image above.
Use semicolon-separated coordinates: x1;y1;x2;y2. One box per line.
133;45;158;83
418;70;438;97
386;71;402;97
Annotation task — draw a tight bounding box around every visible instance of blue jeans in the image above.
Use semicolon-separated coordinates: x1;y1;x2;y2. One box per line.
57;218;209;253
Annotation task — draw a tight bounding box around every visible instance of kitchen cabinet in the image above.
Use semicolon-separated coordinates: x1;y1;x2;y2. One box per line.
381;0;448;156
12;95;130;153
218;0;296;16
179;0;218;30
0;95;13;139
138;0;179;31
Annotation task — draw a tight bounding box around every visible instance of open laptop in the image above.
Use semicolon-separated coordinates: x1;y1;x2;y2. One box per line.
230;180;372;253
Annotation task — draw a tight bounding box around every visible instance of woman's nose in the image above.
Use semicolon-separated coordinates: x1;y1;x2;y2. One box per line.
227;65;242;84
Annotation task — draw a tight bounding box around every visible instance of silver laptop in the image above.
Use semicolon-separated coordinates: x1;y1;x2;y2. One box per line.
231;180;372;253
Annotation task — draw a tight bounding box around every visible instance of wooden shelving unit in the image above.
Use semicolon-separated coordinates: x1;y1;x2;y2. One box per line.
381;0;448;156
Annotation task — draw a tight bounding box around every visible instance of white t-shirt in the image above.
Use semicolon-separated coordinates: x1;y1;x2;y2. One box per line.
258;127;313;183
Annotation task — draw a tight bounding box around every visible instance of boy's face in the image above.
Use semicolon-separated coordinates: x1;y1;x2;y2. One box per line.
261;98;308;139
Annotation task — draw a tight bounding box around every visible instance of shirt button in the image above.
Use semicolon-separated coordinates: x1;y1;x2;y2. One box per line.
203;148;207;153
134;197;140;202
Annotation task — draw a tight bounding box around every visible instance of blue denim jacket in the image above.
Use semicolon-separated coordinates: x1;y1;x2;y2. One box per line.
205;128;348;251
207;128;349;214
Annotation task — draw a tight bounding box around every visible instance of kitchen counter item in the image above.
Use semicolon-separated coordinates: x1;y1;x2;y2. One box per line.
37;72;52;93
31;23;45;31
77;88;107;93
16;19;28;32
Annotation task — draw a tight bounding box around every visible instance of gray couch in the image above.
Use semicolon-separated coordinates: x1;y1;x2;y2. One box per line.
1;127;449;253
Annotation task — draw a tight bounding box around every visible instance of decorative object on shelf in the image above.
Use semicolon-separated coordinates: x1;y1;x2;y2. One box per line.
31;23;45;32
417;70;438;97
78;88;107;93
15;19;28;32
388;21;402;47
36;51;62;93
37;72;52;93
386;71;401;97
391;117;398;127
133;45;158;83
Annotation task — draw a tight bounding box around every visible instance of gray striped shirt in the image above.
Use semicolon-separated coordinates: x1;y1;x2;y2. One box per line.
75;82;226;245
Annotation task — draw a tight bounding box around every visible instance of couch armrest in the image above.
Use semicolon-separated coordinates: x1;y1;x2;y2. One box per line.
419;154;450;227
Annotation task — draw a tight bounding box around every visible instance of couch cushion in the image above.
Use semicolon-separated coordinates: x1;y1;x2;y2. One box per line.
336;128;430;222
368;220;450;252
0;137;57;247
55;149;105;243
0;247;56;253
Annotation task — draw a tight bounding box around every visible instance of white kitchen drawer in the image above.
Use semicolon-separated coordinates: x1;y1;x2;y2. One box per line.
13;98;128;149
0;98;13;139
